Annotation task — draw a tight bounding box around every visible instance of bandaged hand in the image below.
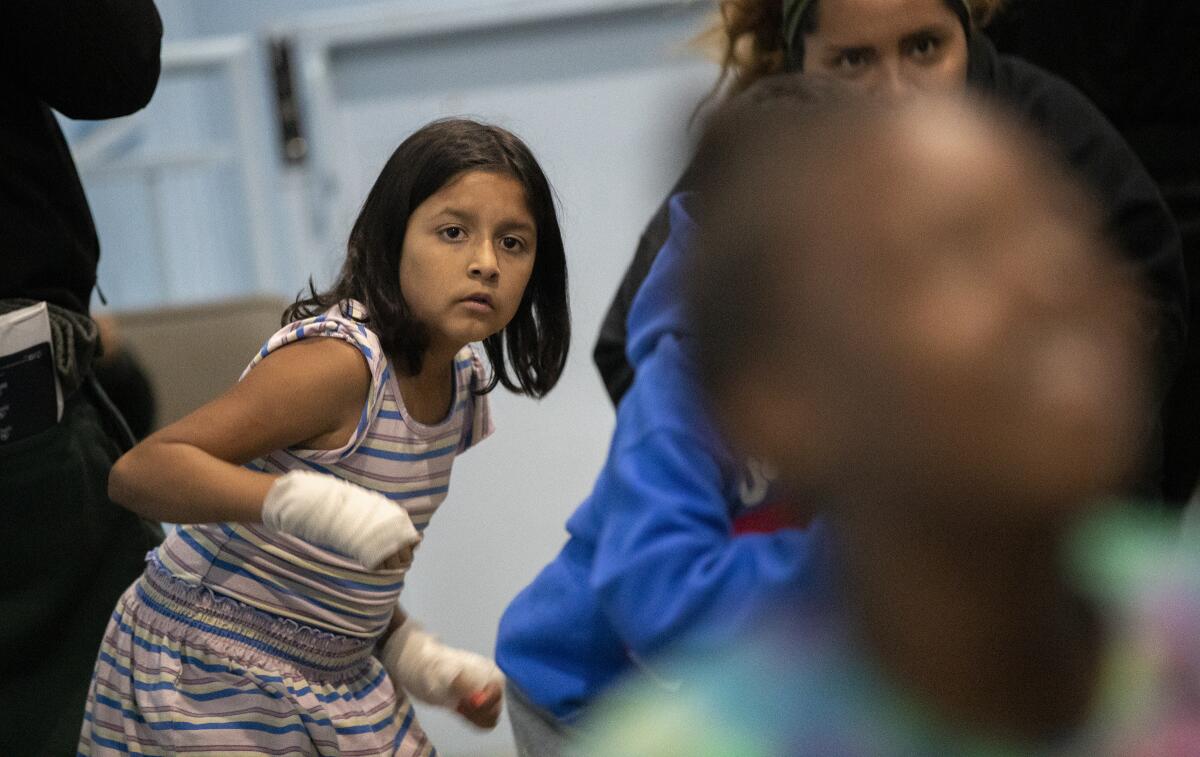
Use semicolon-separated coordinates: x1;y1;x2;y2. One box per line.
261;470;420;569
381;615;505;725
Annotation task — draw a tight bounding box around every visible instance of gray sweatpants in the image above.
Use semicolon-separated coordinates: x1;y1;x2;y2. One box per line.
507;680;575;757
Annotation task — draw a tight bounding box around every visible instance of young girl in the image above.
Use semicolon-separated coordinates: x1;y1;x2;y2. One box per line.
77;118;570;755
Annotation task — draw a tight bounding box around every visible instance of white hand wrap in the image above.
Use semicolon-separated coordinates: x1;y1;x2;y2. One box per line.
381;616;505;707
261;470;419;569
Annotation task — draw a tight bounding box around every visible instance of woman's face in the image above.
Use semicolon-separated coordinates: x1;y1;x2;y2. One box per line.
801;0;970;98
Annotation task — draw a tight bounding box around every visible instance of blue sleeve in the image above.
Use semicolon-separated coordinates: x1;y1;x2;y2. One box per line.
588;423;818;659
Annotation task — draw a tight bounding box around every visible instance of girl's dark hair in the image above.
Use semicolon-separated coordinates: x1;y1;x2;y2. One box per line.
703;0;1003;98
284;118;570;398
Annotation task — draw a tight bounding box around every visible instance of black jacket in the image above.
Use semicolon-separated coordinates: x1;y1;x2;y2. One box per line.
594;34;1188;413
0;0;163;316
987;0;1200;142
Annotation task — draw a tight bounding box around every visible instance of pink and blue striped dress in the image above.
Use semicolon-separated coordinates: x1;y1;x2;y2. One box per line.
78;300;493;756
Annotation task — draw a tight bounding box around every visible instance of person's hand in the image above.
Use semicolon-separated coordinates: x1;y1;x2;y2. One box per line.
380;616;506;712
452;677;503;729
380;542;417;571
262;470;420;569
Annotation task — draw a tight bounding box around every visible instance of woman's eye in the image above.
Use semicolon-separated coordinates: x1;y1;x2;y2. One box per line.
910;35;941;59
833;50;871;73
440;226;465;241
500;236;525;252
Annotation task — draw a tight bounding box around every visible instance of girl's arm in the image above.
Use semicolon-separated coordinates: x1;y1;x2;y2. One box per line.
108;337;371;524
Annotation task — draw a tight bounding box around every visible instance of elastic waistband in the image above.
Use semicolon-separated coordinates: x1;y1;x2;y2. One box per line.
140;562;378;679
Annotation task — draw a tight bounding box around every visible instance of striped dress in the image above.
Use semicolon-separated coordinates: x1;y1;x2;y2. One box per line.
78;300;493;756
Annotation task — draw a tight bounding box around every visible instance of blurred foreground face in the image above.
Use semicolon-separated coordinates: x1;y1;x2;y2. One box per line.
849;105;1142;514
715;97;1146;521
801;0;969;98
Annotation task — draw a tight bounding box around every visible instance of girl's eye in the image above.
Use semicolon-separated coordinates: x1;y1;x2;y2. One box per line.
440;226;465;241
500;236;525;252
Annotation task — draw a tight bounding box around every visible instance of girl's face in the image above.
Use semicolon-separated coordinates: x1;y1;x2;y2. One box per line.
801;0;969;98
399;170;537;355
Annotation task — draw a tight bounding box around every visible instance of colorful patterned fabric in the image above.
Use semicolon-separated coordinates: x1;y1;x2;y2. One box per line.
78;300;492;755
578;508;1200;757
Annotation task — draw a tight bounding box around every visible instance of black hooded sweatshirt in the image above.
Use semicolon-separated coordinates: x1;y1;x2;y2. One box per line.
0;0;164;317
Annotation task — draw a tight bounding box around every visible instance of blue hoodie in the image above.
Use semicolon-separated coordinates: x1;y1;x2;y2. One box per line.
495;194;821;722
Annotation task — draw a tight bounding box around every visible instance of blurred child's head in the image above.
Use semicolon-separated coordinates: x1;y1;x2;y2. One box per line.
689;93;1146;529
288;118;570;398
